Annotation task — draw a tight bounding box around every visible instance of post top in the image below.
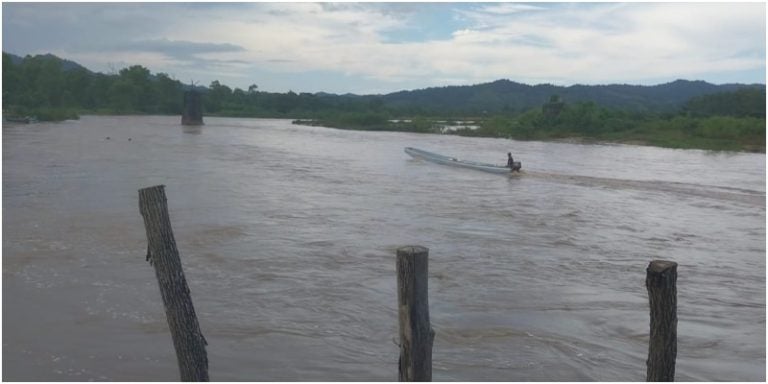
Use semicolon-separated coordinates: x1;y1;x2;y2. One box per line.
396;245;429;255
139;184;166;193
648;260;678;273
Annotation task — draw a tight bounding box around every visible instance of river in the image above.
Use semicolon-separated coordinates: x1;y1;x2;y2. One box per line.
2;115;765;381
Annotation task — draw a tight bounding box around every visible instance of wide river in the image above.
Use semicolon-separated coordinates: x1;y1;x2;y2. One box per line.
3;115;765;381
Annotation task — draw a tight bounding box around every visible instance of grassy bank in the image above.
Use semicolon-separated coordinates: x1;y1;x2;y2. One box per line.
294;110;765;153
6;103;763;153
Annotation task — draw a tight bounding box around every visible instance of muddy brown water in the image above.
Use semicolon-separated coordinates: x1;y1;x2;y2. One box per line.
3;115;765;380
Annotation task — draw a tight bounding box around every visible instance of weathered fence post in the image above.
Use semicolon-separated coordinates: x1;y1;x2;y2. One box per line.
139;185;209;382
646;260;677;382
396;246;434;382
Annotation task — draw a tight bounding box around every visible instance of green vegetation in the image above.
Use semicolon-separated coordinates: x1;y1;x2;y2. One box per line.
682;88;765;118
454;100;765;152
3;53;185;120
301;92;765;152
3;52;765;152
294;113;436;133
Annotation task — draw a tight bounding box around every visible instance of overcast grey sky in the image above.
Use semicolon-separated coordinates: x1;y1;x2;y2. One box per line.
2;2;766;94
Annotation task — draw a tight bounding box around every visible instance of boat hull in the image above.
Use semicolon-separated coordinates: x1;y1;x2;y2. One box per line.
405;147;520;174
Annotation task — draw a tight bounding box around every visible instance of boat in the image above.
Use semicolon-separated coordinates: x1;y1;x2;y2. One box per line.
405;147;521;174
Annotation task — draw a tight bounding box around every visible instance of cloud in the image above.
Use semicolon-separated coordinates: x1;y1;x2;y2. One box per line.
3;2;764;93
233;2;763;88
384;2;766;86
109;39;245;61
478;3;548;15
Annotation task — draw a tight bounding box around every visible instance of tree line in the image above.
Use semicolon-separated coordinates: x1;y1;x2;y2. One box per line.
454;98;765;152
2;52;765;152
3;54;181;120
1;52;381;120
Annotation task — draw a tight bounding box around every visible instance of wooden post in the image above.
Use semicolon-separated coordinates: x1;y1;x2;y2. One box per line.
182;90;204;126
396;246;434;382
646;260;677;382
139;185;209;381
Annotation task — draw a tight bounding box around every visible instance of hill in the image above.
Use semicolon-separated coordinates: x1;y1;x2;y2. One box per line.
4;52;91;72
5;51;763;116
376;79;763;115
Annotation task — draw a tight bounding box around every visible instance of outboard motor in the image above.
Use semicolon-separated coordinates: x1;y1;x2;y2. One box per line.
510;161;522;172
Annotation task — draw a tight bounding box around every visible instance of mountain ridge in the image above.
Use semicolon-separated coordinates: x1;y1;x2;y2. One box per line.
5;52;91;73
4;51;764;113
376;78;763;114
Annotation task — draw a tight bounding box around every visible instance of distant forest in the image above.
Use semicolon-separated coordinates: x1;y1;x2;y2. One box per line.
2;52;766;152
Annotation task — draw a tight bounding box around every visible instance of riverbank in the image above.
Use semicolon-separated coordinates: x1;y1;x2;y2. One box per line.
12;108;761;154
292;116;766;153
3;107;79;122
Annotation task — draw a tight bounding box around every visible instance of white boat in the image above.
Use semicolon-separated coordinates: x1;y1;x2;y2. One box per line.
405;147;521;174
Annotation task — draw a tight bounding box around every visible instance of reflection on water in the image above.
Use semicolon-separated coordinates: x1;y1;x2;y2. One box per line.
3;116;765;381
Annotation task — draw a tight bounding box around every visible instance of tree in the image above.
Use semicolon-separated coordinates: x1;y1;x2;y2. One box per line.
153;73;183;114
85;73;115;110
64;68;92;107
118;65;153;112
206;80;233;113
2;53;21;107
108;79;140;112
683;89;766;118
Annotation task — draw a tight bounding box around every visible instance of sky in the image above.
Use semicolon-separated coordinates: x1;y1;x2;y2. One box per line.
2;2;766;95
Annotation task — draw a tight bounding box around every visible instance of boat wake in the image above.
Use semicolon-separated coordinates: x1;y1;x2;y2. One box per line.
525;171;765;207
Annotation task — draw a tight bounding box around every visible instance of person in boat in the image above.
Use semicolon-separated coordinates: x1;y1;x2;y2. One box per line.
507;152;515;168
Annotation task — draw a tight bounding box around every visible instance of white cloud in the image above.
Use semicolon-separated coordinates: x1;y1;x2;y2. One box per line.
3;2;764;93
479;3;548;15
